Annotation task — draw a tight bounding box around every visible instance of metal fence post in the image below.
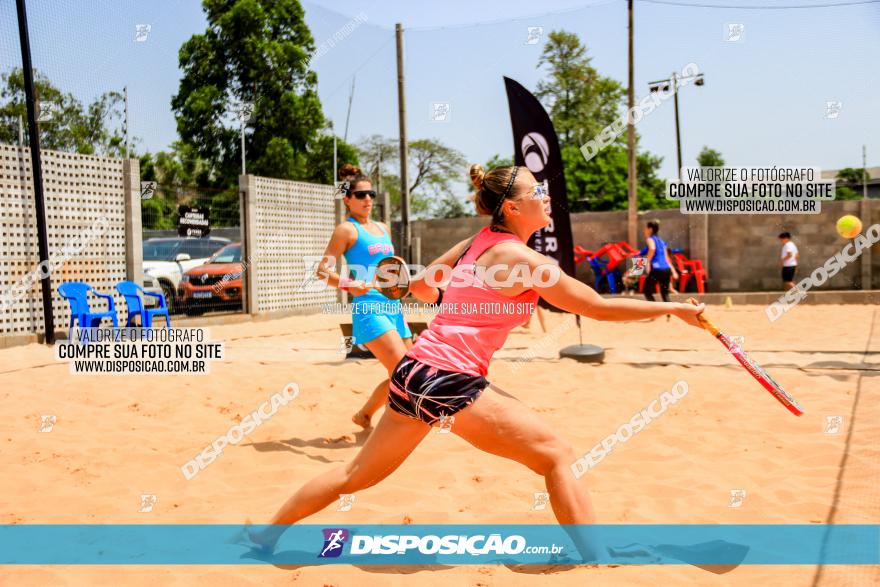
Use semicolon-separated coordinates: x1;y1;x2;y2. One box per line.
239;174;257;315
860;198;873;289
123;158;142;283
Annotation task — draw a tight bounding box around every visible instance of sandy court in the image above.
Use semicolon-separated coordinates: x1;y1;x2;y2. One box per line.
1;303;878;586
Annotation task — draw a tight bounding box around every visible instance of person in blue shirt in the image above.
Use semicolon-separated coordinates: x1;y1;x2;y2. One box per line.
315;164;412;430
643;220;678;304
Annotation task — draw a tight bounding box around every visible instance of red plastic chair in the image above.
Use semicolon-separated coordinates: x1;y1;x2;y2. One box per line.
615;241;640;257
573;245;594;266
672;253;708;293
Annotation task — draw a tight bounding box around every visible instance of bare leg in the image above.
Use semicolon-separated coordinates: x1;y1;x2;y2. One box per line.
451;385;599;562
352;332;411;428
352;379;388;429
535;306;547;333
251;408;430;550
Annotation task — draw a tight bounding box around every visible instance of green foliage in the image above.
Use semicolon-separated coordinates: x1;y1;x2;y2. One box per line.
835;186;860;200
484;154;514;170
534;31;625;146
434;194;472;218
833;168;868;200
172;0;356;186
562;144;673;212
696;146;724;167
836;167;866;185
0;68;129;157
354;135;466;220
534;30;666;212
139;143;238;229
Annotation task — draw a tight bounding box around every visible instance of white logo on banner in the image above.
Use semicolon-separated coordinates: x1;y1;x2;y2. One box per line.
521;132;549;173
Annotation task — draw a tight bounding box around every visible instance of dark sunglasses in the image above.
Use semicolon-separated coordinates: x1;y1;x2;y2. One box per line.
351;190;377;200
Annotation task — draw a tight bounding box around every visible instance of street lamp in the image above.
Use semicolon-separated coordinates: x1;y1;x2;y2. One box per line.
649;72;704;179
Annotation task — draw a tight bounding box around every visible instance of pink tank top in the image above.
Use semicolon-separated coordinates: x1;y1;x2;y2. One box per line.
407;226;540;376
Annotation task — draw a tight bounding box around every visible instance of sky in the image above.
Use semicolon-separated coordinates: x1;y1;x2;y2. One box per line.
1;0;879;198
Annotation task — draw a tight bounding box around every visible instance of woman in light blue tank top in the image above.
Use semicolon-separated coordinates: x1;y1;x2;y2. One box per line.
315;164;412;430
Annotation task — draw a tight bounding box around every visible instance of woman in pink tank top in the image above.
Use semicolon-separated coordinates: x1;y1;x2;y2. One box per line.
250;164;707;562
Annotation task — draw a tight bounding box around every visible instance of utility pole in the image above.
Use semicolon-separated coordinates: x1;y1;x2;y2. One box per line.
376;145;382;194
123;85;129;159
240;116;246;176
626;0;637;246
18;115;24;146
672;72;682;180
344;75;355;143
649;71;705;180
16;0;54;343
863;145;868;200
395;23;410;260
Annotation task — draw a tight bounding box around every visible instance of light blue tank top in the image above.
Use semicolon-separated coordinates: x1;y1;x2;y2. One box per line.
649;235;671;270
343;217;395;300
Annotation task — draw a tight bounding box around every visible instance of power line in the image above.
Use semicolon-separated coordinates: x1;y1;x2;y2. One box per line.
407;0;619;31
637;0;880;8
316;0;878;35
322;35;393;100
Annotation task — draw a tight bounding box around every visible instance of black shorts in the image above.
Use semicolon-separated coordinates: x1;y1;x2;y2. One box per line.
388;356;489;425
782;266;797;282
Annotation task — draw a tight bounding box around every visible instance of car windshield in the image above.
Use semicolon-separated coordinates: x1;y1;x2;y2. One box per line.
211;245;241;264
143;241;181;261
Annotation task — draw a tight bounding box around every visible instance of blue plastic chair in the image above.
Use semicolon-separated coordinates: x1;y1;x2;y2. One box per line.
57;282;119;341
588;257;618;294
116;281;171;328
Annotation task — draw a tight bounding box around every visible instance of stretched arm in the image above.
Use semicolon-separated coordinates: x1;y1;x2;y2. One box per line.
409;236;476;304
520;247;705;327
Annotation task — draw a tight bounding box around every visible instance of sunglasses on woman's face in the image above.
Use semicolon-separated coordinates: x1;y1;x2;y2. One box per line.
530;183;547;200
351;190;377;200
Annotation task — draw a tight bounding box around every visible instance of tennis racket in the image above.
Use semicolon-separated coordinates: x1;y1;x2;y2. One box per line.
687;298;804;416
369;255;410;300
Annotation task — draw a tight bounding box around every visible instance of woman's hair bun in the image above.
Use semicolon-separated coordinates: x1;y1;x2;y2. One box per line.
338;163;362;179
469;163;485;191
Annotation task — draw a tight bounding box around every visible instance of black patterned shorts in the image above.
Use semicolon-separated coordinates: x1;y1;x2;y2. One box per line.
388;356;489;425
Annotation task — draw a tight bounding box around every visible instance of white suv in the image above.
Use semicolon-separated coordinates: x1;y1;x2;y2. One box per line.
143;237;230;311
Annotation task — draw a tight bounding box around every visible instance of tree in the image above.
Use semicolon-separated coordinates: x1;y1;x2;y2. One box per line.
534;31;667;212
834;167;866;201
353;136;467;220
535;32;625;146
562;144;673;212
172;0;356;187
139;141;244;229
484;154;514;170
356;134;399;184
697;146;724;167
0;68;128;157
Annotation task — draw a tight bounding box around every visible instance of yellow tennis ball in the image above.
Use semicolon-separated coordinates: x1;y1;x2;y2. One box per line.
836;215;862;239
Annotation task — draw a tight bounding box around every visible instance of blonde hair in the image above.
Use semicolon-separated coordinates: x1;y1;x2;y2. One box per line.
469;164;520;224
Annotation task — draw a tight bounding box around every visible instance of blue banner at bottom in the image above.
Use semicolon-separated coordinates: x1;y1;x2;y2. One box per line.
0;525;877;565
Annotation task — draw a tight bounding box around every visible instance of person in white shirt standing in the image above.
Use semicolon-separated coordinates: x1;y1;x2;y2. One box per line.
778;231;799;289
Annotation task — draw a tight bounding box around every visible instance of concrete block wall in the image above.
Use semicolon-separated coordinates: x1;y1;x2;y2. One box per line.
0;145;136;339
240;175;337;314
407;199;879;292
708;200;869;291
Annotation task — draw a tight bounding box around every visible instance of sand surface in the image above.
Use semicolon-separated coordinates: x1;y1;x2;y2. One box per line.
1;303;878;586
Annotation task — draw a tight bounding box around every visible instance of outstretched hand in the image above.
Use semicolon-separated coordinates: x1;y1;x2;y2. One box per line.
673;300;706;329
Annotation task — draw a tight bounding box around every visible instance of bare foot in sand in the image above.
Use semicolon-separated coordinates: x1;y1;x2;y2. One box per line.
352;409;372;429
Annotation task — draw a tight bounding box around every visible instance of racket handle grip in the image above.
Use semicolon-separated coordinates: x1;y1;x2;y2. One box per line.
686;297;720;336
